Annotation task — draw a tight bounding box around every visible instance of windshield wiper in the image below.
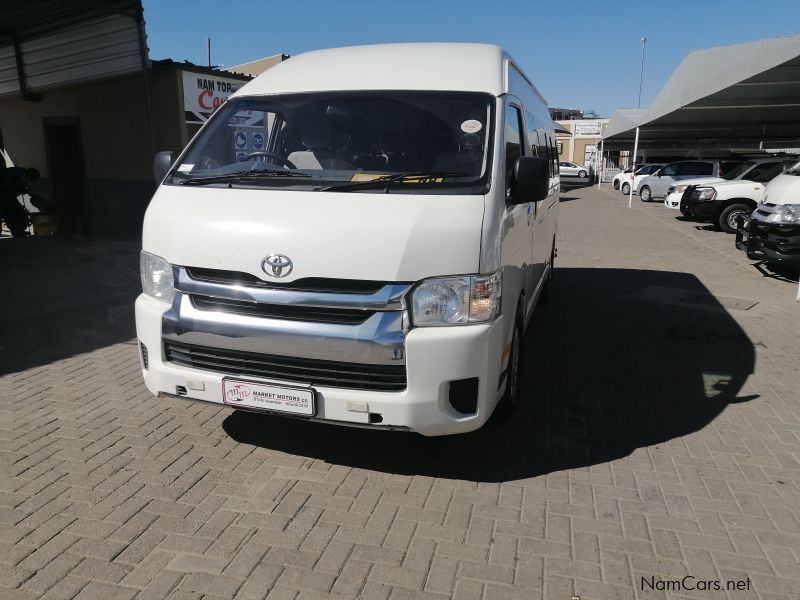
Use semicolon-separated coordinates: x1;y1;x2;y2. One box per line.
176;169;313;186
317;171;473;192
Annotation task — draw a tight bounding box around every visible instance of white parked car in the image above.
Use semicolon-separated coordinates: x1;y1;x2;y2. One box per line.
620;164;663;195
558;161;588;178
137;43;561;436
663;158;797;210
612;166;635;190
737;160;800;264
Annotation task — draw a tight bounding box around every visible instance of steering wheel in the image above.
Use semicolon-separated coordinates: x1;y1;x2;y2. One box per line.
241;151;297;170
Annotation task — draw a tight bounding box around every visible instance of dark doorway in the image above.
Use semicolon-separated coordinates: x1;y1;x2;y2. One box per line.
44;119;87;235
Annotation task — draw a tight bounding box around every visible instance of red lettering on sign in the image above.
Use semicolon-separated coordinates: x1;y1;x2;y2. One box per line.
198;89;213;110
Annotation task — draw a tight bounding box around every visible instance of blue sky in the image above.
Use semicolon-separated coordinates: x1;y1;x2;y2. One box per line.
142;0;800;117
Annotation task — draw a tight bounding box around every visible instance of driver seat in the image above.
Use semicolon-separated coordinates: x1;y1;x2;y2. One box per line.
288;121;351;170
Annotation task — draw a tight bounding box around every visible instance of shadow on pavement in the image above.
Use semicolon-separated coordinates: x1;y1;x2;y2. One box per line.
753;261;799;283
0;238;140;375
224;267;756;483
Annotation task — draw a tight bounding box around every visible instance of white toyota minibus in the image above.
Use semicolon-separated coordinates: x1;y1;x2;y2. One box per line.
136;43;560;435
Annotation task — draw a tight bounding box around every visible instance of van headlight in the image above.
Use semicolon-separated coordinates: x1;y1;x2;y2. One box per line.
411;271;501;326
779;204;800;223
140;251;175;303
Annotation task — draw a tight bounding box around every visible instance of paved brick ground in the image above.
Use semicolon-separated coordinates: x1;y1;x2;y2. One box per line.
1;186;799;600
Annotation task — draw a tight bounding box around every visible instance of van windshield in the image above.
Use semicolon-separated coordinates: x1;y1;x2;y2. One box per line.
167;91;494;193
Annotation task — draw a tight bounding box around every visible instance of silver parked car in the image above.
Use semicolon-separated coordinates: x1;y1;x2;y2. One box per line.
558;161;588;178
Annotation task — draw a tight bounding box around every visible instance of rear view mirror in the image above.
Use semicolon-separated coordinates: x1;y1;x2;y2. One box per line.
511;156;549;204
154;151;176;183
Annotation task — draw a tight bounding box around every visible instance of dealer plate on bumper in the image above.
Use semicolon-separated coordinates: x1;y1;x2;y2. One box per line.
222;378;315;415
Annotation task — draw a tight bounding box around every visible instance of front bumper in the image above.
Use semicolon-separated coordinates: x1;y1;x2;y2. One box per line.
664;192;682;209
681;198;719;221
135;294;505;436
736;213;800;265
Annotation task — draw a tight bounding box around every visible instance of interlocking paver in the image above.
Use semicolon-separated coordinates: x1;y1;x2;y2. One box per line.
2;188;800;599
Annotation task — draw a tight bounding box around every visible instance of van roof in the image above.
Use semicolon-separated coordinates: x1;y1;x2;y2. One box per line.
232;43;512;97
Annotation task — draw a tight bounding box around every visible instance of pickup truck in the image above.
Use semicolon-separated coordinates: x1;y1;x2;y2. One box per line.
680;179;766;233
736;161;800;266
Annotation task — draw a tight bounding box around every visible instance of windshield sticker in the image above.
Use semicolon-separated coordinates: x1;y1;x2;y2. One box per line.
351;173;390;182
177;164;193;172
348;173;445;184
461;119;482;134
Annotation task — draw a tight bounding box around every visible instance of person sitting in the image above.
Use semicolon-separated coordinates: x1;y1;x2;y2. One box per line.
0;167;39;237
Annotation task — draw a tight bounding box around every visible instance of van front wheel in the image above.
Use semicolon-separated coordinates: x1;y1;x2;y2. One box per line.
494;320;521;420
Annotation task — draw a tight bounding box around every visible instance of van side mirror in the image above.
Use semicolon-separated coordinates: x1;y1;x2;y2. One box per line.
154;151;175;183
510;156;549;204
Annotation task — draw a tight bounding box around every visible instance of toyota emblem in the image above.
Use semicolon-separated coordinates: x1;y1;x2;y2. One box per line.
262;254;293;278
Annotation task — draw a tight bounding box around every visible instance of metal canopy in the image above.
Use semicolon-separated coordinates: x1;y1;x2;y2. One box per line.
602;34;800;150
0;0;144;99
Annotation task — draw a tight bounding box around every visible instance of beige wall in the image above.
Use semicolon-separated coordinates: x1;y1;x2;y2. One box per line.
0;88;79;176
0;69;187;237
574;139;593;165
0;69;184;180
557;137;571;161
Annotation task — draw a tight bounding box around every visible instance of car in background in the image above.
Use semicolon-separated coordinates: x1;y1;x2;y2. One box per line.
559;161;588;178
737;160;800;265
612;166;635;190
637;160;743;202
664;158;797;210
621;163;663;195
681;180;768;233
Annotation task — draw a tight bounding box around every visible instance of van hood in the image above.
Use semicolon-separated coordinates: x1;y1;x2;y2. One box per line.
764;172;800;206
142;186;485;282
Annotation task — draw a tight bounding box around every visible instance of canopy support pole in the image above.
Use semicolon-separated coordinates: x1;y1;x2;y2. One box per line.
628;126;640;208
596;139;604;189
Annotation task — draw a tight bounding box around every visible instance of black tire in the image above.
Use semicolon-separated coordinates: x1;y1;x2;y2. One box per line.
494;317;522;420
578;170;587;178
718;203;751;234
621;182;630;195
640;186;652;202
613;180;620;190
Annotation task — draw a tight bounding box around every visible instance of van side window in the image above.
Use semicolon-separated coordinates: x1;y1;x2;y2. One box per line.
525;111;540;157
505;105;524;194
550;138;559;175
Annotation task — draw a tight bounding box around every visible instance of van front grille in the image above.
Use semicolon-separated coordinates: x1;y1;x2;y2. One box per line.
164;340;407;391
190;295;374;324
185;267;389;294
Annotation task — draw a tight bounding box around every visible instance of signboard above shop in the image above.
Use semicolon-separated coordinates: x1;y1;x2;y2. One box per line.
182;71;249;124
574;123;602;136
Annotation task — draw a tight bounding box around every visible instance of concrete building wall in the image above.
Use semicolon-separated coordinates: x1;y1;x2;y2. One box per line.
0;68;185;238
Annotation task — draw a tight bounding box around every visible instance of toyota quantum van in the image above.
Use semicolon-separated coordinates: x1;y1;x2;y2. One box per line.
136;44;559;436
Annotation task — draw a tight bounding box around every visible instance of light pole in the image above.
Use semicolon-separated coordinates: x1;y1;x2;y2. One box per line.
638;36;647;109
629;36;647;207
